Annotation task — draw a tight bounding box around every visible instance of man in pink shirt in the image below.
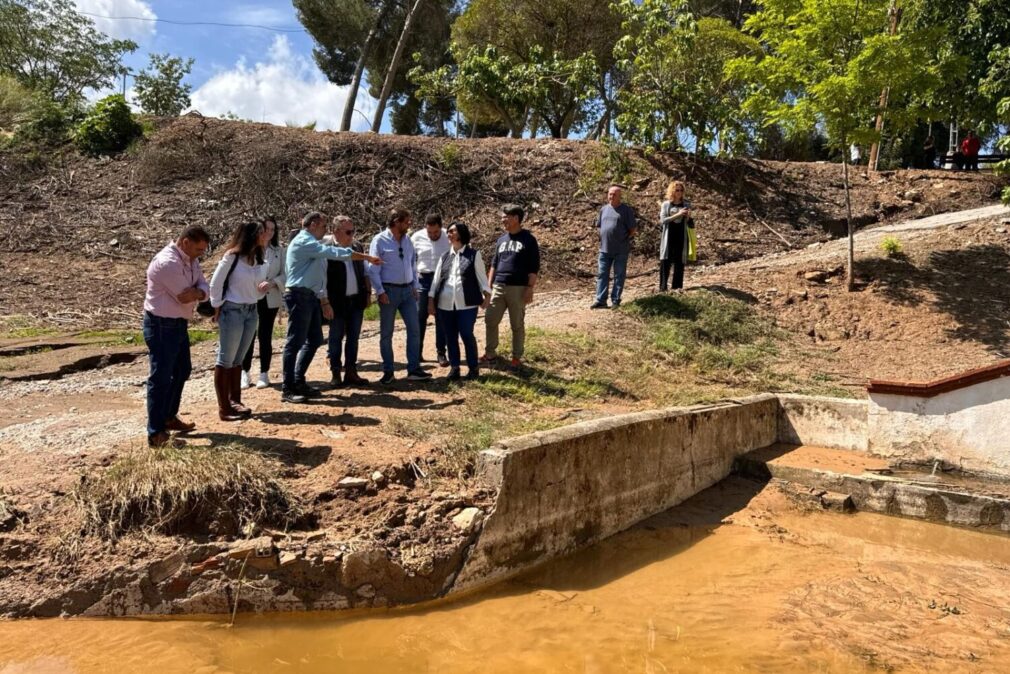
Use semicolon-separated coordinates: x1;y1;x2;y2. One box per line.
143;225;211;447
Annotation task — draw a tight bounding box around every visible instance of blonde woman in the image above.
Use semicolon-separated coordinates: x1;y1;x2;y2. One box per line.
659;181;691;291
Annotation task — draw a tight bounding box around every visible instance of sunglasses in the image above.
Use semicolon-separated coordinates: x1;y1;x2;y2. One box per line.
342;229;355;234
398;246;403;260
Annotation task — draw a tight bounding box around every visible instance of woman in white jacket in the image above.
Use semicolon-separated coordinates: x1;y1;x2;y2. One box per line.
240;217;286;389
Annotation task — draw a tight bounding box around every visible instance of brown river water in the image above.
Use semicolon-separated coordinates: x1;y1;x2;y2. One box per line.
4;479;1010;674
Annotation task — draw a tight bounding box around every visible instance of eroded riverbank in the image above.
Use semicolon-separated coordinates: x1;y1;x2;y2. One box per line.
3;477;1010;673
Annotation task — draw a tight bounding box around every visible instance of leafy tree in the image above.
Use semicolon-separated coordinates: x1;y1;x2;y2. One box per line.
611;0;697;150
451;0;622;138
730;0;946;290
0;0;136;103
612;12;760;154
295;0;394;132
75;94;142;156
133;54;194;117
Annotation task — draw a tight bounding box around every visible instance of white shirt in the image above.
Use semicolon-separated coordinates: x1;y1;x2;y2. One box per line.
431;247;492;311
343;259;358;296
209;252;268;307
411;228;451;274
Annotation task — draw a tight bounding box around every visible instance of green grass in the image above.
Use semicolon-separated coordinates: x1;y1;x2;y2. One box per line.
0;316;59;339
363;303;380;321
77;328;214;345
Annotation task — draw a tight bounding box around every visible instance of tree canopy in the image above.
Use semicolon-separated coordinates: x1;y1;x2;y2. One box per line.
133;54;194;117
0;0;136;103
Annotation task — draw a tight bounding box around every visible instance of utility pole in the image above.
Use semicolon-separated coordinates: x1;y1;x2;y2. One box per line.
867;0;902;171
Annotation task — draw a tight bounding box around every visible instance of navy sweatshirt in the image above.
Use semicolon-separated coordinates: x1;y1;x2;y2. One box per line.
491;230;540;286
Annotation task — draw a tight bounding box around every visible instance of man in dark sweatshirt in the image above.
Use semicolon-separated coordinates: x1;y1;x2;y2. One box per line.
482;204;540;369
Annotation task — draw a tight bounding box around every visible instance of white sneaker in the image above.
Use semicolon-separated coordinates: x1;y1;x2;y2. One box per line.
240;370;252;389
256;372;270;389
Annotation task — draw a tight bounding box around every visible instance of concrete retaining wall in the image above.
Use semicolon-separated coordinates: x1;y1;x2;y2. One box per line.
452;394;779;593
776;394;868;451
869;376;1010;475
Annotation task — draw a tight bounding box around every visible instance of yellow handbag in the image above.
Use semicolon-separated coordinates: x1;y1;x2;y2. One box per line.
687;220;697;262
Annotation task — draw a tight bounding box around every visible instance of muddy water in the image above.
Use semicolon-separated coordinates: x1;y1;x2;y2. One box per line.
4;480;1010;674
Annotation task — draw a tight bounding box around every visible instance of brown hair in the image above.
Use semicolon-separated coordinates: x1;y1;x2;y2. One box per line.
665;181;686;201
179;225;210;244
226;221;265;265
387;207;410;228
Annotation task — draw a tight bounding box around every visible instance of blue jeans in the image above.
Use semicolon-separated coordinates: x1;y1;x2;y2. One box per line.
438;307;478;371
596;251;628;306
417;273;446;359
283;287;323;389
216;301;258;368
328;308;364;373
143;312;191;438
379;285;420;373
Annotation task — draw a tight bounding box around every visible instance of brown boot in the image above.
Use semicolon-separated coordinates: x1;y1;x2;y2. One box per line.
215;365;242;422
343;366;369;386
228;366;252;417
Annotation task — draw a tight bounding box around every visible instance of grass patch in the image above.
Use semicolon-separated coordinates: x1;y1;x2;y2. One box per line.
0;316;58;339
72;443;302;541
363;303;380;321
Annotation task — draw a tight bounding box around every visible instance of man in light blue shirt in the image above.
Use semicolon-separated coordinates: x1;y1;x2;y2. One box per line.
368;207;430;384
282;211;381;403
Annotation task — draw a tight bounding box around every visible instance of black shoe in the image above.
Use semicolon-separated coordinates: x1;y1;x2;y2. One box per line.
446;368;461;381
590;302;608;309
329;373;343;389
379;371;395;385
612;301;621;308
296;382;322;398
407;369;433;381
465;369;480;380
438;355;450;367
281;389;307;404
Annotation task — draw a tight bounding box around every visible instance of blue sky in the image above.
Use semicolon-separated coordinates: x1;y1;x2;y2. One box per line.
76;0;380;131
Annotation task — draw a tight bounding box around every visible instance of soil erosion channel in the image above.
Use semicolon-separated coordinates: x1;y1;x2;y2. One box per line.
3;478;1010;674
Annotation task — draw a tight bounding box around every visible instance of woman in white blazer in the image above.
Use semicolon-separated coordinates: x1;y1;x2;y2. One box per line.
241;217;287;388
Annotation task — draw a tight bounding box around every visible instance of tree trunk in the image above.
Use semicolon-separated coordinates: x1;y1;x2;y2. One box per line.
340;1;390;133
867;0;902;170
842;154;855;292
370;0;424;133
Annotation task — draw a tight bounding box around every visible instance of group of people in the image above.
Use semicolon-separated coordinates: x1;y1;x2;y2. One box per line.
141;204;540;447
592;180;695;308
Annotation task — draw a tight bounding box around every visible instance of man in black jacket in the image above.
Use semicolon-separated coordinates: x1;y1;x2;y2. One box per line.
325;215;372;386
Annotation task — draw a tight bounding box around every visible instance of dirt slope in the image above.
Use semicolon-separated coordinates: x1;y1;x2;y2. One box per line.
0;115;1003;327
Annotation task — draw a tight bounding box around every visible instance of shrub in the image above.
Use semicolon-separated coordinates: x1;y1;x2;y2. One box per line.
0;76;35;130
6;94;78;147
74;94;143;157
880;236;903;257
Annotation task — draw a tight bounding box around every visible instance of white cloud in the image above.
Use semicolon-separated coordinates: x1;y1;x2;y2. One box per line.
74;0;157;42
189;36;376;132
226;5;294;28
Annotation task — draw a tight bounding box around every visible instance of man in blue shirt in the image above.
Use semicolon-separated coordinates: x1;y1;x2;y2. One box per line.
592;185;637;309
282;212;381;403
368;207;432;384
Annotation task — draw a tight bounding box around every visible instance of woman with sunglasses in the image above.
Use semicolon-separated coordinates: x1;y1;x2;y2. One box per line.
241;216;286;390
428;222;492;380
659;180;692;291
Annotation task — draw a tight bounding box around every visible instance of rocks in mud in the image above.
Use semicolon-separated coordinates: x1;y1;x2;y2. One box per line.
371;470;386;486
451;507;484;532
337;476;369;491
803;270;829;284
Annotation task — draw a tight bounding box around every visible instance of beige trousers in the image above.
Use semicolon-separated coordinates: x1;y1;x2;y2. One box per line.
484;284;527;359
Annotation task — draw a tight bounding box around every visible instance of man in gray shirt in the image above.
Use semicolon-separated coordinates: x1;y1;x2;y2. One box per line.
592;185;637;308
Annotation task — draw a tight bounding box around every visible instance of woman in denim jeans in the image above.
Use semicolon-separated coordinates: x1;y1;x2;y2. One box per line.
209;222;269;420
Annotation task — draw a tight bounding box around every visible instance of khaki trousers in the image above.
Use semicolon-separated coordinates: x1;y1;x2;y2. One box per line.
484;284;527;359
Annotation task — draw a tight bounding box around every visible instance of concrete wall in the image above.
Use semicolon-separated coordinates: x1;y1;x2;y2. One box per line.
776;394;868;451
869;376;1010;476
452;395;779;593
